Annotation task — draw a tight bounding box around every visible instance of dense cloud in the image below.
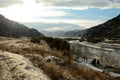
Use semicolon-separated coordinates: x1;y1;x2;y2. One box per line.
0;0;120;9
0;0;119;9
36;0;120;9
0;0;23;7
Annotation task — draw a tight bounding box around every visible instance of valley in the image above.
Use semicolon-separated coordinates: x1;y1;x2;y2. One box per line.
0;6;120;80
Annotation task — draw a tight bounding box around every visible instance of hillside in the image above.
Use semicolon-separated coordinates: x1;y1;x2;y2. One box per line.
63;14;120;39
83;14;120;39
0;14;44;37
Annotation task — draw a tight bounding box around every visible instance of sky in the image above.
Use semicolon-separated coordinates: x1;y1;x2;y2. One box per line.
0;0;120;32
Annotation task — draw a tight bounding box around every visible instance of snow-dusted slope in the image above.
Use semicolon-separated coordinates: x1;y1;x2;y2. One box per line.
0;50;50;80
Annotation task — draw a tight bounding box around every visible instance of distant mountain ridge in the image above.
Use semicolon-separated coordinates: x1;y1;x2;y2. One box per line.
41;30;85;37
64;29;86;37
41;31;65;37
83;14;120;39
0;14;44;37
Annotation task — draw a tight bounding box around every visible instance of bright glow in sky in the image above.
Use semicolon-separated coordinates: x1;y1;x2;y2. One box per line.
0;0;67;22
0;0;120;31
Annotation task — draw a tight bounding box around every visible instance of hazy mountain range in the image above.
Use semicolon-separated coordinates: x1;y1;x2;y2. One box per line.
41;31;65;37
43;14;120;39
0;14;120;39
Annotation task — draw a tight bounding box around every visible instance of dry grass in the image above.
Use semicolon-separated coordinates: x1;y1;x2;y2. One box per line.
0;38;120;80
0;37;12;41
41;62;79;80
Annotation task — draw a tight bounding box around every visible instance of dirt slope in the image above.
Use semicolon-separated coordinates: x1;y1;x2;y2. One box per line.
0;50;50;80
